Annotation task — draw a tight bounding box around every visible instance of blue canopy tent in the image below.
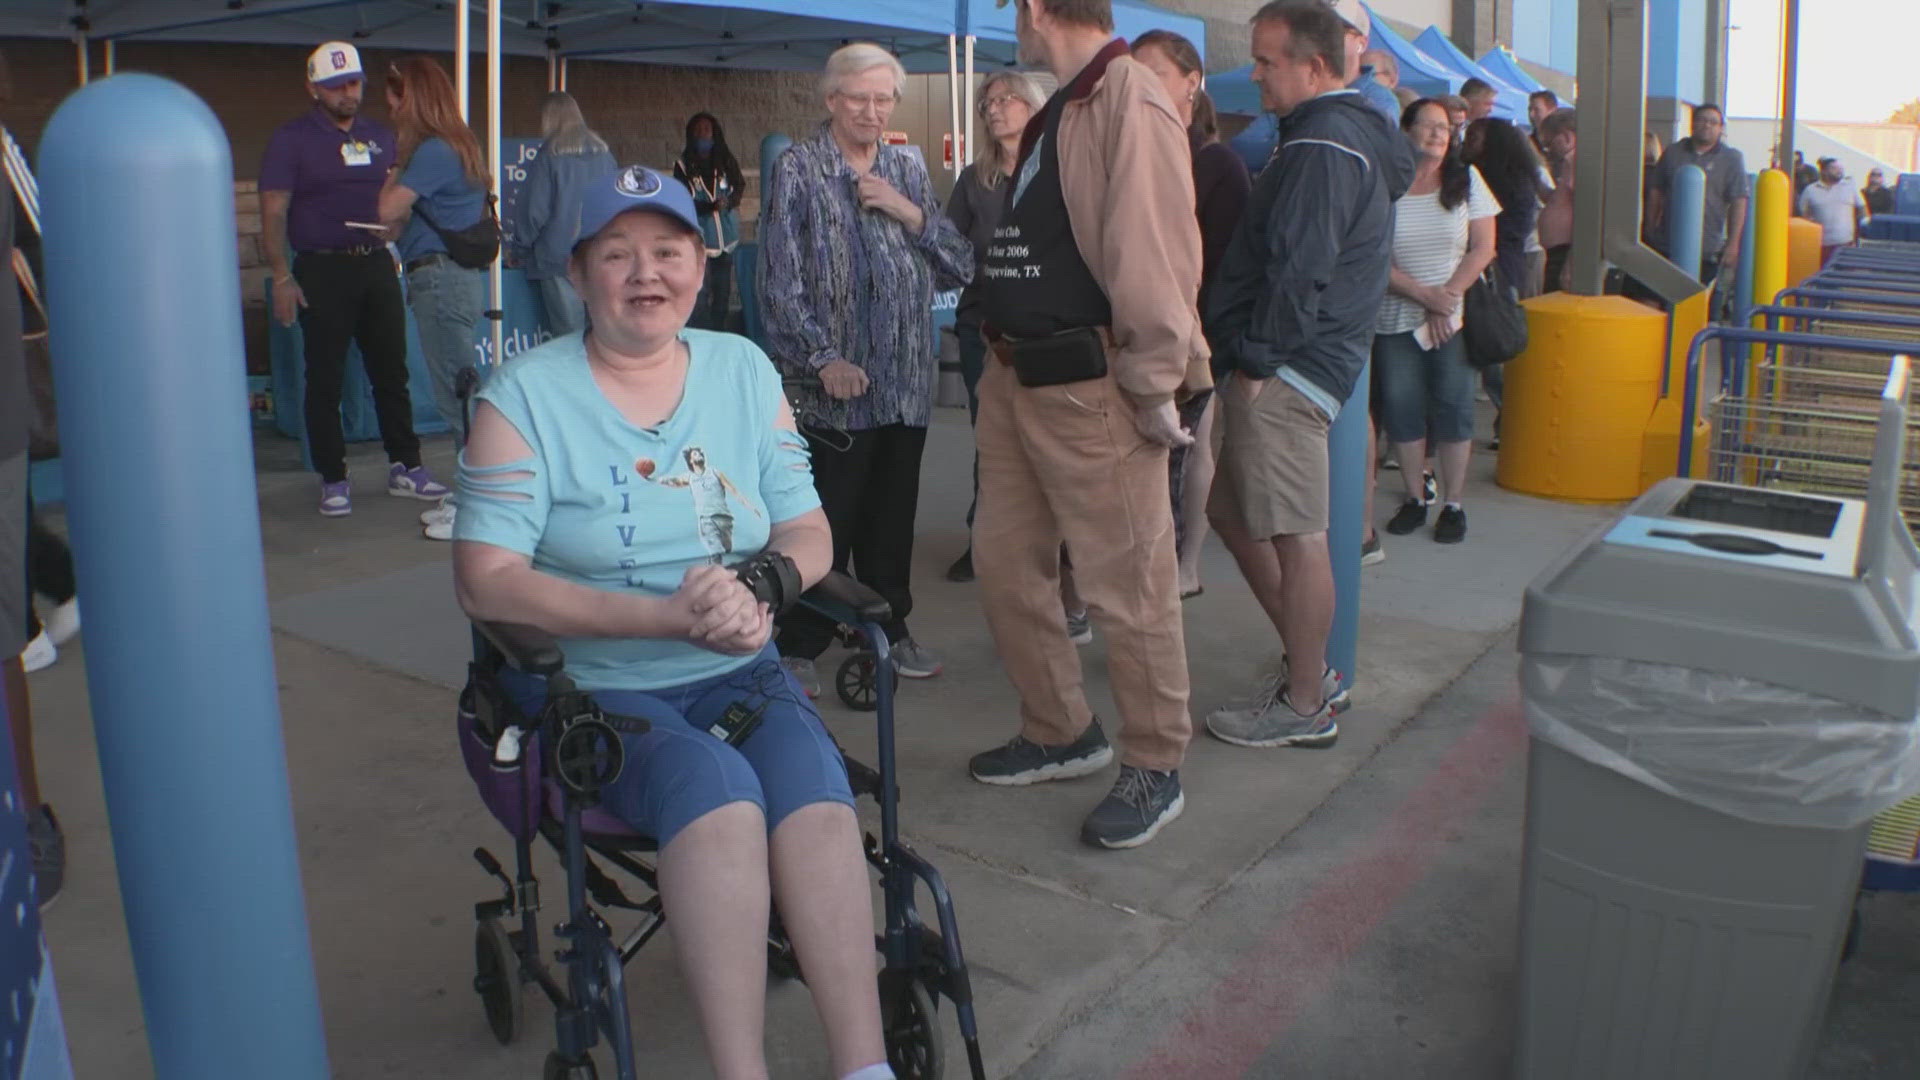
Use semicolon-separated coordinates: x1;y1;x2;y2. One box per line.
1413;27;1524;121
962;0;1208;66
1366;13;1459;98
1478;45;1547;96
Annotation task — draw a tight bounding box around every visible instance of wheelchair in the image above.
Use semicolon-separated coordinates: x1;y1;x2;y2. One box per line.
456;568;986;1080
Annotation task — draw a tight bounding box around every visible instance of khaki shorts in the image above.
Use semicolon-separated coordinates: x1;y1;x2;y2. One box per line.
1209;376;1332;539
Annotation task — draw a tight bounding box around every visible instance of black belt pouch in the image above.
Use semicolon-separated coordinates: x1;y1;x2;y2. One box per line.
1008;327;1109;388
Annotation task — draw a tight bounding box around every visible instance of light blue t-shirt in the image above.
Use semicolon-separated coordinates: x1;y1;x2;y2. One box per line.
454;329;820;691
398;136;488;262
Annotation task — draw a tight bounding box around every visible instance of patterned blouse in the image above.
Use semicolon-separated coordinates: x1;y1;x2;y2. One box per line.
759;122;974;431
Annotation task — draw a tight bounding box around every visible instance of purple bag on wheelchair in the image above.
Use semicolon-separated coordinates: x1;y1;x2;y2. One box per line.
457;670;544;842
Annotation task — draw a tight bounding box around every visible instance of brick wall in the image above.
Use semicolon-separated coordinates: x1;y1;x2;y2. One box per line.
1;37;825;366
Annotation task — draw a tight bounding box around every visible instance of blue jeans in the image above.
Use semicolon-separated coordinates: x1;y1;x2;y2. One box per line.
405;257;486;446
1374;329;1476;445
500;645;855;848
535;274;586;338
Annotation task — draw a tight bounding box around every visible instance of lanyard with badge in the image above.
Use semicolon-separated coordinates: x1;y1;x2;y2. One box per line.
341;138;374;167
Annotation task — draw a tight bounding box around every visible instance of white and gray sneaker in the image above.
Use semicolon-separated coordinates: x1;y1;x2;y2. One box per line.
421;500;458;541
1066;608;1093;646
781;656;821;699
1205;660;1349;748
890;637;944;679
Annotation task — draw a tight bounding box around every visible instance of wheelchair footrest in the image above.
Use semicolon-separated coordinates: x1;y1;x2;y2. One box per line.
843;755;883;801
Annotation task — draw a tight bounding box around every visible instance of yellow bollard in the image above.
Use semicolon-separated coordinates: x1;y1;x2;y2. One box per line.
1752;169;1791;310
1786;218;1823;287
1498;293;1668;502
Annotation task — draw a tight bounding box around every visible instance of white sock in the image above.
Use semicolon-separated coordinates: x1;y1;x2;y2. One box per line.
1445;501;1462;511
841;1065;895;1080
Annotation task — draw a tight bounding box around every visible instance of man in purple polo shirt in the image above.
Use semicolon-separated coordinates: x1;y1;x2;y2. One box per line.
261;41;448;519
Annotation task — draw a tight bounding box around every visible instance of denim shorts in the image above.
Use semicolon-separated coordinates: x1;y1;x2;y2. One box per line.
501;645;855;848
1373;329;1477;445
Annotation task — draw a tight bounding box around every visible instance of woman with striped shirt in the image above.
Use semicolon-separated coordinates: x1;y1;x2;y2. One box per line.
1375;98;1500;545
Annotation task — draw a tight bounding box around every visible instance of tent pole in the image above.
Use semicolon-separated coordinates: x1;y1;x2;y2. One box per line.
488;0;504;371
547;46;557;92
76;36;89;86
103;40;115;77
946;35;961;175
455;0;470;122
560;57;569;92
963;35;975;176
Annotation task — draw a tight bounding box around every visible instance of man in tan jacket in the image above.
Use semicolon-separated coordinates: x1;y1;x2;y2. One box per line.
968;0;1209;849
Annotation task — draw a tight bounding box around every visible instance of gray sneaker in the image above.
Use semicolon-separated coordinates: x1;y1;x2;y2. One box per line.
1081;766;1185;849
781;656;821;699
970;719;1113;786
28;804;64;909
890;637;944;679
1066;609;1093;646
1206;660;1348;748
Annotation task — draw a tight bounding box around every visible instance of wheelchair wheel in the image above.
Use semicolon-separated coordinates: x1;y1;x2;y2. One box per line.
473;917;524;1046
542;1050;599;1080
836;653;880;712
881;971;944;1080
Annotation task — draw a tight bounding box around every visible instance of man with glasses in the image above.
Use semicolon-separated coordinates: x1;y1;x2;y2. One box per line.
758;42;974;694
1647;103;1748;283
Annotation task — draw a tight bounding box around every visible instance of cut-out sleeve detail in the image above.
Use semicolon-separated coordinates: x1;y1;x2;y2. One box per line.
454;452;550;556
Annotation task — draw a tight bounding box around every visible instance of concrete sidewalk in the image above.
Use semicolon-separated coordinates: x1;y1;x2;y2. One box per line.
30;406;1629;1078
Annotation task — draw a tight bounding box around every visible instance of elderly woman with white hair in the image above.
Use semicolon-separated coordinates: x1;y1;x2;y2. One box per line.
760;42;973;695
510;91;616;334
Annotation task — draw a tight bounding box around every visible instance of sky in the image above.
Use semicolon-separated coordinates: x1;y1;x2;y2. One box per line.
1725;0;1920;123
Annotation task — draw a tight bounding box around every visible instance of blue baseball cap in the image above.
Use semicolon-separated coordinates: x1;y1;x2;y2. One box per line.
574;165;703;251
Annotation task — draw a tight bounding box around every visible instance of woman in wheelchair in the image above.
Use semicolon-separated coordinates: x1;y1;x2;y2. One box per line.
452;165;894;1080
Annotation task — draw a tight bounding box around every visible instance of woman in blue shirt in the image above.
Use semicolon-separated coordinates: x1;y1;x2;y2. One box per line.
453;166;895;1080
511;93;616;336
379;55;490;541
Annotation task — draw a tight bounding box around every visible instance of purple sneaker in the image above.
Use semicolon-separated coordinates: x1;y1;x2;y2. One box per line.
387;463;449;501
319;479;352;517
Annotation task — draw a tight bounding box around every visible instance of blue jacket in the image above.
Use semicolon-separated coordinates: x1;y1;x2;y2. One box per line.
1205;89;1415;405
510;143;616;280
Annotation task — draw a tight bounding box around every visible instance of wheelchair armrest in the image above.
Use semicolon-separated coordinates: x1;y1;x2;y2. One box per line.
475;620;566;677
800;571;892;626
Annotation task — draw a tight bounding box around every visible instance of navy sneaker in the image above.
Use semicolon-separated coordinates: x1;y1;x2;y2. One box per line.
969;719;1113;786
1081;767;1185;849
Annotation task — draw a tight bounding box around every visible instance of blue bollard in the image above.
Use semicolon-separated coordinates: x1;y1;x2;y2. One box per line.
1326;361;1368;689
37;74;330;1079
1732;175;1759;369
1669;163;1707;282
760;133;794;192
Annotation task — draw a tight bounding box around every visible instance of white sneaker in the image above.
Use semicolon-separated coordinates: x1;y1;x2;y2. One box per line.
44;598;80;646
423;502;456;541
21;631;56;673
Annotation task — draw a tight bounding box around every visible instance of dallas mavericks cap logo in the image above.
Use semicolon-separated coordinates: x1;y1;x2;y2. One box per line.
615;166;663;200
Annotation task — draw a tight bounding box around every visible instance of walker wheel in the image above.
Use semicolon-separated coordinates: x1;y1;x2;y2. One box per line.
542;1051;599;1080
836;652;880;712
881;970;944;1080
473;917;524;1045
767;913;804;982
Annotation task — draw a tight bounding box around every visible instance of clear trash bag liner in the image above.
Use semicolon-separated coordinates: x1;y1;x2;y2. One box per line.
1524;653;1920;829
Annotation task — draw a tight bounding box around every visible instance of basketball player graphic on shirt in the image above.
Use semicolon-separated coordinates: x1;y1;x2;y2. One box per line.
638;447;761;564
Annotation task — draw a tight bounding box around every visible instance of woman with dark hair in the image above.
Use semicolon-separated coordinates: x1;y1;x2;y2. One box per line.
379;55;493;540
1374;99;1499;546
1464;117;1540;296
674;112;746;331
1131;28;1251;599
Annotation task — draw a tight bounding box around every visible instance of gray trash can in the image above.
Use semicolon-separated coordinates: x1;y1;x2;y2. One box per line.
1513;359;1920;1079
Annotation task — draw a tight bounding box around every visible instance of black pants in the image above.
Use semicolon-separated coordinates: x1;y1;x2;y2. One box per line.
295;251;422;483
23;501;75;641
692;252;734;332
775;423;926;658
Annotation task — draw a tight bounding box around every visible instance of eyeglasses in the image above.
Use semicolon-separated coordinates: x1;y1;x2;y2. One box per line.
833;91;898;111
978;94;1024;117
1409;121;1452;135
